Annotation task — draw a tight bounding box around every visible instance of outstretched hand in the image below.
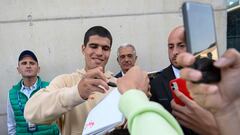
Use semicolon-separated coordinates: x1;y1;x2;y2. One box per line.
117;66;150;96
176;49;240;114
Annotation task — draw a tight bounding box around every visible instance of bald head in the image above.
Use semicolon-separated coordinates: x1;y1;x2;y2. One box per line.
168;26;185;43
168;26;187;69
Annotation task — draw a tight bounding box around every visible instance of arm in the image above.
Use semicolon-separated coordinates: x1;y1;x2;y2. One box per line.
117;66;183;135
119;90;183;135
25;67;109;124
7;94;16;135
24;74;85;124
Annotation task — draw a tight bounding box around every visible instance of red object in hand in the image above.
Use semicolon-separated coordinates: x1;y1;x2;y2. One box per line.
169;78;192;106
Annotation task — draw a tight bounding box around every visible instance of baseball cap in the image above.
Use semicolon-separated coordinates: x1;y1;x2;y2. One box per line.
18;50;38;63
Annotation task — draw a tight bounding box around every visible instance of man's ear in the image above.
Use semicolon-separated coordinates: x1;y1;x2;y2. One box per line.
17;67;21;74
117;57;120;63
38;66;40;74
81;44;85;55
135;56;138;60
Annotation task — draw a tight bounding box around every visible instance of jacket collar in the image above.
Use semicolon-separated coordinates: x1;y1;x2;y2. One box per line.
13;76;41;91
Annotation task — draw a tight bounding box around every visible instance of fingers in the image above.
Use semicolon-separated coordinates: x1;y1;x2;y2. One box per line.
141;71;150;95
117;78;127;94
214;48;240;68
147;84;152;97
84;67;107;82
187;82;222;113
176;118;204;135
87;85;107;95
187;82;216;95
78;78;109;99
83;67;109;91
173;90;195;108
177;52;195;67
180;68;202;82
171;99;197;127
176;118;197;131
143;71;149;83
89;79;109;92
184;82;209;108
117;66;149;95
172;109;196;127
171;99;185;113
78;67;109;99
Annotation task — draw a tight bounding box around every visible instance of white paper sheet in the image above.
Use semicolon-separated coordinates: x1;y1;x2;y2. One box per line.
82;88;125;135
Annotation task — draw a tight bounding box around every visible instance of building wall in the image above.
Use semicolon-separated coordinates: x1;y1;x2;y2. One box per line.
0;0;226;134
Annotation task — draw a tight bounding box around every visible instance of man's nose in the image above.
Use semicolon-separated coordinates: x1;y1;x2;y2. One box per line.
95;47;103;55
122;57;130;62
26;63;31;68
124;56;129;61
173;47;179;55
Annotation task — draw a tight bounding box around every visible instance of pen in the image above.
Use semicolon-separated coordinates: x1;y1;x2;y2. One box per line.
93;76;117;87
107;82;117;87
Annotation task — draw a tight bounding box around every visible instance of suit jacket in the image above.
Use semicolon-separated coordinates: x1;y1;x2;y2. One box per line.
150;65;198;135
115;71;123;78
150;65;175;112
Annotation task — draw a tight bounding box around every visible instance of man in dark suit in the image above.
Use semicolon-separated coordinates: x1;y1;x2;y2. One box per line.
150;26;219;135
115;71;124;78
115;44;137;78
150;26;186;112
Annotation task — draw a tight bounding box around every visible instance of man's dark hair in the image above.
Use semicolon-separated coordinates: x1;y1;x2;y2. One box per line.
84;26;112;47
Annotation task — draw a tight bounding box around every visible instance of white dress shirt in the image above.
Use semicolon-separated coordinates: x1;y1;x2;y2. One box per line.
172;65;180;78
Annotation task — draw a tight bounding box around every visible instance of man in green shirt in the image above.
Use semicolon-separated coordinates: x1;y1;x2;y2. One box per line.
7;50;59;135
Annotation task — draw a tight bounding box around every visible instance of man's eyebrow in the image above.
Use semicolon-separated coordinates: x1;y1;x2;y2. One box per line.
89;43;110;47
177;42;185;45
89;43;99;46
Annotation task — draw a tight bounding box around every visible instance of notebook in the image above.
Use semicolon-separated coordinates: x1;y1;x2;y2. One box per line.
82;88;125;135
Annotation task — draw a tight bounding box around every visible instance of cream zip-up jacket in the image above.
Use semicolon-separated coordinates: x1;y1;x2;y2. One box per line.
24;69;116;135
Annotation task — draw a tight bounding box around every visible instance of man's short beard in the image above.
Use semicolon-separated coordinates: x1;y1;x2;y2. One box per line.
172;64;183;70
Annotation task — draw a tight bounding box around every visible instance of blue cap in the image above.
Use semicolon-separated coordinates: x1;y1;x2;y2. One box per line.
18;50;38;63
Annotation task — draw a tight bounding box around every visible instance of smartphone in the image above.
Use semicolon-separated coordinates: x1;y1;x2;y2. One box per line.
182;2;221;83
169;78;192;106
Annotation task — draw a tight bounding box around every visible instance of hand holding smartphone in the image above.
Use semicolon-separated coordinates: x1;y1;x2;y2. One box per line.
182;1;221;83
169;78;192;106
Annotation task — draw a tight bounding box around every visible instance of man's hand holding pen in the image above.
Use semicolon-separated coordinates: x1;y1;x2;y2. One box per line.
78;66;151;100
77;67;110;100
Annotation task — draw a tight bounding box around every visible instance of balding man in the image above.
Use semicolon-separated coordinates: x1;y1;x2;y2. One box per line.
150;26;218;135
150;26;187;112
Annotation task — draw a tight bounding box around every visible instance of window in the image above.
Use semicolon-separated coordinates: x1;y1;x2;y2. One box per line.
227;0;240;52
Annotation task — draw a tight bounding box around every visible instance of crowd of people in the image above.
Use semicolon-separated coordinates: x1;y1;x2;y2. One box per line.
7;25;240;135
